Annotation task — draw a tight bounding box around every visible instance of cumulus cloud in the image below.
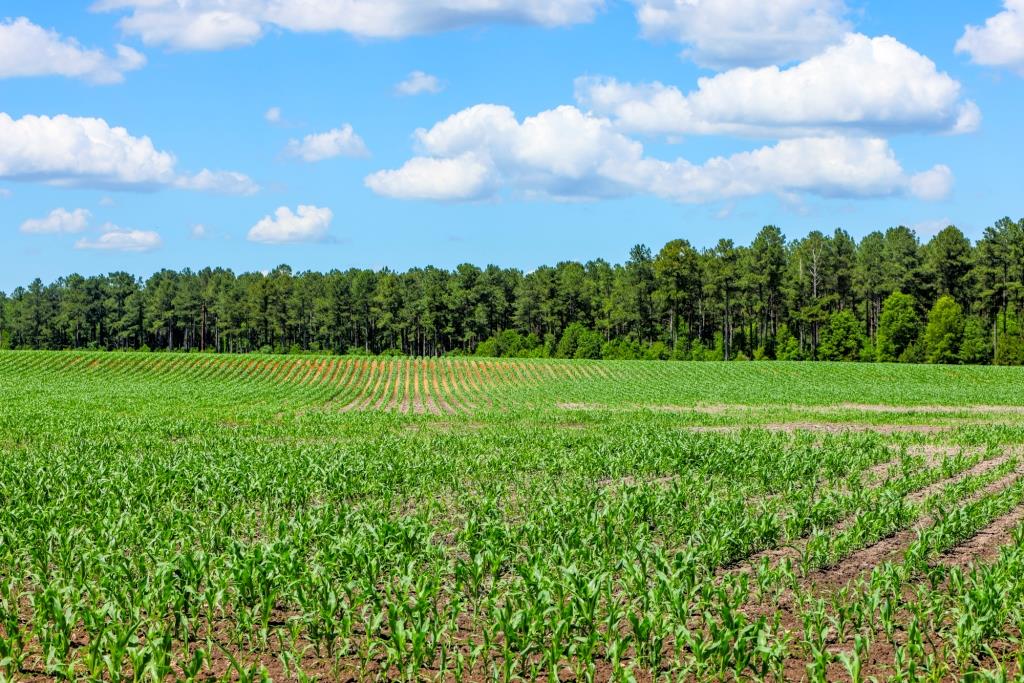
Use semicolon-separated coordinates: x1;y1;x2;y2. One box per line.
0;113;256;193
265;106;283;124
247;205;333;243
75;224;163;252
365;103;952;204
631;0;849;68
0;17;145;84
366;155;494;200
396;71;443;96
20;208;91;234
94;0;603;50
285;125;369;162
956;0;1024;75
190;223;208;239
576;34;979;138
908;165;954;201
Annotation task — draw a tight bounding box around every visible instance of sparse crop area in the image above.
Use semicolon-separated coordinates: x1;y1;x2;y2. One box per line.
3;351;1024;681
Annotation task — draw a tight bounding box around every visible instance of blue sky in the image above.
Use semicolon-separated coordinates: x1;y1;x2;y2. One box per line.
1;0;1022;291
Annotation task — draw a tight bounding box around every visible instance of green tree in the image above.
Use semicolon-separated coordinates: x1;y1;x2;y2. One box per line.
556;322;602;359
924;226;973;307
876;291;921;362
818;310;863;361
923;295;965;364
653;239;700;351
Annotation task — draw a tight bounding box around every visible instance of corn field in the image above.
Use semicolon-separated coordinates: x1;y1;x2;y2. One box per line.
2;351;1024;681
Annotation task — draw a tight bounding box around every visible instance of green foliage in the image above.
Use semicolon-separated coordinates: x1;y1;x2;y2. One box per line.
818;311;864;361
959;317;991;365
995;333;1024;366
924;296;965;364
475;330;544;358
775;324;802;361
645;341;671;360
600;338;642;360
556;323;603;359
858;337;876;363
876;292;921;362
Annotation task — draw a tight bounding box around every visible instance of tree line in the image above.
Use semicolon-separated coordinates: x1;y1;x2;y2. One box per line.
3;218;1023;364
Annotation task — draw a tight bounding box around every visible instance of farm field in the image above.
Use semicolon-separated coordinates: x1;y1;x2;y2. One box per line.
2;352;1024;681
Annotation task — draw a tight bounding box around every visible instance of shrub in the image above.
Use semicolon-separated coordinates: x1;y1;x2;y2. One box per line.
924;296;965;364
959;317;991;365
818;310;864;361
645;341;671;361
876;291;920;362
775;324;801;361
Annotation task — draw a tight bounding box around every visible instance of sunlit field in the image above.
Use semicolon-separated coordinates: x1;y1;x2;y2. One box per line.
2;351;1024;681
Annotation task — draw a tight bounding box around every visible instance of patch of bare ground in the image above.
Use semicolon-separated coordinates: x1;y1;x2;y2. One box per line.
823;402;1024;415
597;473;680;490
810;460;1024;594
766;422;957;435
646;403;735;415
937;503;1024;569
684;422;957;435
559;401;1024;415
556;401;601;411
684;425;735;433
725;450;1013;580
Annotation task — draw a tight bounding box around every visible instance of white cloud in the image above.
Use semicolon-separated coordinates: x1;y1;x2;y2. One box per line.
0;17;145;84
99;2;264;51
20;208;91;234
94;0;603;50
366;103;952;204
285;125;368;162
99;196;116;206
576;34;979;138
174;169;260;194
366;155;494;200
0;188;11;198
0;112;256;193
908;165;954;201
396;70;443;96
632;0;849;68
0;113;174;187
190;223;208;238
75;224;162;252
248;205;333;243
265;106;282;124
956;0;1024;75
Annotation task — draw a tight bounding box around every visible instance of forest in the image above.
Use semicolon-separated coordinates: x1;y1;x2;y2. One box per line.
3;217;1023;364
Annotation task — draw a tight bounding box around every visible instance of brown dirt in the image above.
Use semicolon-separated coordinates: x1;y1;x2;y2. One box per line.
824;402;1024;415
810;463;1024;593
682;423;958;435
597;473;679;490
723;450;1013;581
937;503;1024;568
761;422;955;435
